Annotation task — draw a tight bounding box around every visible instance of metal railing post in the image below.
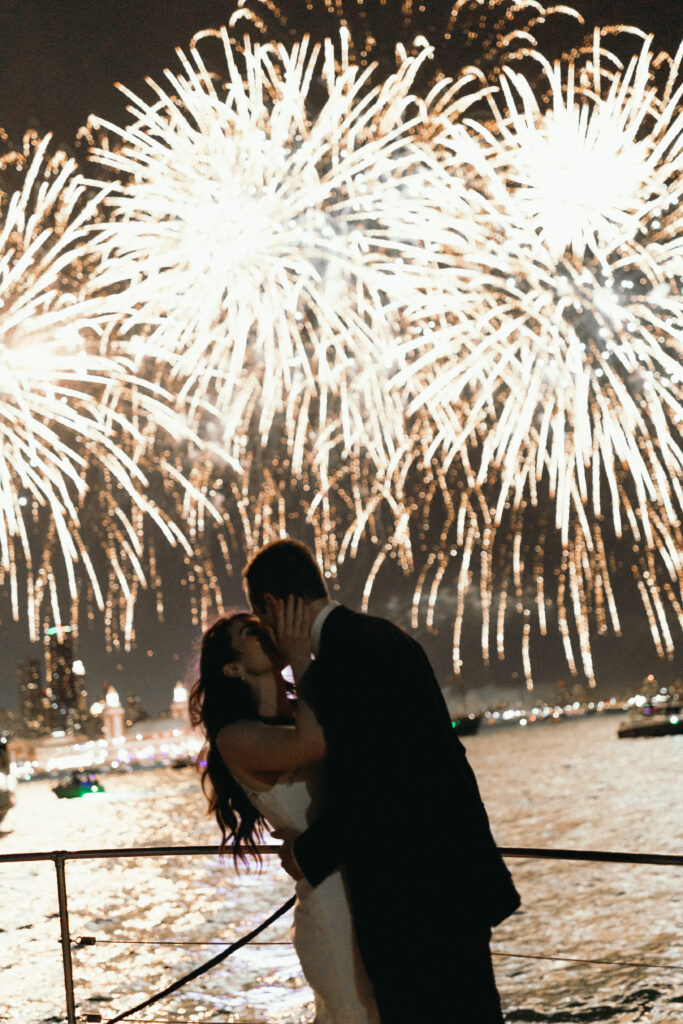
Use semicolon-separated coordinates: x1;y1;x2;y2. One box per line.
54;853;77;1024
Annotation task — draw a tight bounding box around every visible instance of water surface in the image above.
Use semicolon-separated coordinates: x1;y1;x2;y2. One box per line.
1;715;681;1023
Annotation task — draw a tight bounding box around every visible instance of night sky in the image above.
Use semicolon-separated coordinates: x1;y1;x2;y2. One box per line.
0;1;681;716
0;1;678;145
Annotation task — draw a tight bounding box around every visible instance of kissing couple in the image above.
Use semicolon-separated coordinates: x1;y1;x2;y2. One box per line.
190;538;520;1023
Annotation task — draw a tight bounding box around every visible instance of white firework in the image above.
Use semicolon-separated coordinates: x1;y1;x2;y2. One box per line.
0;135;207;639
66;20;683;687
364;33;683;682
88;28;438;468
398;34;683;539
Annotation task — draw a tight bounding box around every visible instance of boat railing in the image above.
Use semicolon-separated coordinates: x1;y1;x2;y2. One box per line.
1;844;681;1024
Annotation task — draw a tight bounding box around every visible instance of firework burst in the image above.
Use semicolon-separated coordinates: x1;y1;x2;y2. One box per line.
0;134;207;641
88;28;441;468
403;33;683;533
71;20;683;689
374;33;683;683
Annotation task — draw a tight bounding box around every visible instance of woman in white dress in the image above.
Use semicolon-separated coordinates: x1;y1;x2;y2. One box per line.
189;604;379;1024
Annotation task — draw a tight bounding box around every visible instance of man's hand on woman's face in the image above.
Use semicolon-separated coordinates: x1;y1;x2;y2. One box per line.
254;621;286;671
274;595;312;682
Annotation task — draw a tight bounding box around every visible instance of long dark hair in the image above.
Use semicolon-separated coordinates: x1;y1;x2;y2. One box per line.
189;612;266;866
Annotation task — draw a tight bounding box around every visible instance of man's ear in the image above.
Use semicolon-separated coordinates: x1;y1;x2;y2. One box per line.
263;593;279;617
222;662;242;679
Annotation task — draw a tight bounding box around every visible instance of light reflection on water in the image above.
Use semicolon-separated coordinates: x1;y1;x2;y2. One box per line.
0;715;681;1023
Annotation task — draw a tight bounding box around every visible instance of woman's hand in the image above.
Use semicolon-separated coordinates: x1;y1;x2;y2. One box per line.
275;595;312;682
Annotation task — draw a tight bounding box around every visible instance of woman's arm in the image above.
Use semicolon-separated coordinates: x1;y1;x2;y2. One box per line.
216;699;326;773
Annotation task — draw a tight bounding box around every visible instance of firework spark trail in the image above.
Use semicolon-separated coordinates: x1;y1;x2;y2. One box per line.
231;0;586;81
401;35;683;527
360;32;683;684
213;31;680;689
70;20;682;688
0;134;214;641
88;27;443;470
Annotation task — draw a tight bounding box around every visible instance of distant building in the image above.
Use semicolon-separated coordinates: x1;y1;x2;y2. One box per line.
17;658;51;736
45;626;77;731
44;626;91;733
10;680;202;776
125;694;145;728
0;707;19;738
72;658;90;732
103;686;125;742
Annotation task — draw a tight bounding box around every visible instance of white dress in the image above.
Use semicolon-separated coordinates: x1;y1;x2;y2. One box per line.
240;766;380;1024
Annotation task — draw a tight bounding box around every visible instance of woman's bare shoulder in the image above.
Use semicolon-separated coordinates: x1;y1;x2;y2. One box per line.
215;706;324;773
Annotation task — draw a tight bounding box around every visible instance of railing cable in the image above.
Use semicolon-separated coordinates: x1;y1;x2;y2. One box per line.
499;846;683;866
491;948;683;972
77;936;291;946
104;895;295;1024
94;1019;266;1024
1;843;681;865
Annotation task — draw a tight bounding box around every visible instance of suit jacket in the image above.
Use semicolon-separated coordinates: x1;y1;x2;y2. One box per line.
293;605;519;1005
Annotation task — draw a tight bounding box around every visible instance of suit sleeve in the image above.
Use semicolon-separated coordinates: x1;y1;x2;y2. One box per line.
292;809;345;886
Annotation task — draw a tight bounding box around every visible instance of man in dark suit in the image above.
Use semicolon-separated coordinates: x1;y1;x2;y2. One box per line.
244;537;519;1023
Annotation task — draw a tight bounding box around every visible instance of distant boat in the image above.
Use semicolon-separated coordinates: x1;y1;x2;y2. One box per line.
0;738;15;826
448;671;481;737
451;714;481;737
171;756;195;770
53;772;105;799
618;701;683;739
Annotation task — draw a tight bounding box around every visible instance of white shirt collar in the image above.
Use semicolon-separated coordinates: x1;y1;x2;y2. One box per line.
311;600;340;657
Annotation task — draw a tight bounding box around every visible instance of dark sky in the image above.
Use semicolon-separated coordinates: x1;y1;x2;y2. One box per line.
0;1;678;146
0;1;681;715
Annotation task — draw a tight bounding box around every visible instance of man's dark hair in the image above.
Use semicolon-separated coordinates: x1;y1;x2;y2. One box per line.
243;538;327;610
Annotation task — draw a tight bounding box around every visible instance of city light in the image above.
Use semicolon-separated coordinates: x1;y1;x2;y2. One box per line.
104;687;120;708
